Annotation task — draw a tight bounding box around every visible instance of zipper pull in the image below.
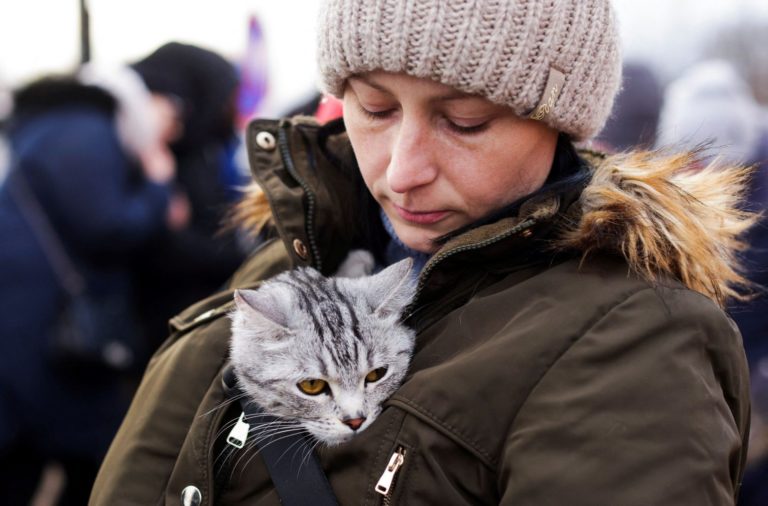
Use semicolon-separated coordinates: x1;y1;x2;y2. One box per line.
226;412;250;449
375;447;406;496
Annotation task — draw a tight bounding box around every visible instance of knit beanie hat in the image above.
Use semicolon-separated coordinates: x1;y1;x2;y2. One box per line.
317;0;622;141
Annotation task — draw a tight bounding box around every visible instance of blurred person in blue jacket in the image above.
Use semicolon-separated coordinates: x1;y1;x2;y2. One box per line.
0;42;235;505
656;59;768;506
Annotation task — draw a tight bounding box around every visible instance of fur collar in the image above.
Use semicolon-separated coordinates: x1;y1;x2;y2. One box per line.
560;149;756;307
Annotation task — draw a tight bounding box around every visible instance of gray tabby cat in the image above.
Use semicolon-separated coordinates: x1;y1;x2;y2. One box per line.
229;253;416;446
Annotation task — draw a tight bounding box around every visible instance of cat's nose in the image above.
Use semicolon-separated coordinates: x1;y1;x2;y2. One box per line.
342;417;367;431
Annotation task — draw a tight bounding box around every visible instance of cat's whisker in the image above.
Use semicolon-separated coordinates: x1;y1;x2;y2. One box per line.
216;422;306;479
298;438;322;474
214;415;290;443
233;430;307;480
212;446;229;472
213;411;298;443
247;427;307;449
230;441;259;482
214;412;295;443
248;429;309;456
244;417;296;428
248;420;303;435
213;416;247;441
292;440;316;474
214;444;241;477
294;436;316;464
273;435;312;469
237;447;264;480
200;392;250;419
243;410;293;423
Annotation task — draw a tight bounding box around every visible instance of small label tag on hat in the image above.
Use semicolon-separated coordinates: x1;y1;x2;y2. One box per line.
529;67;565;121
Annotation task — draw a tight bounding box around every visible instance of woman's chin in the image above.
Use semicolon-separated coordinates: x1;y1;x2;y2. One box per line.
392;226;442;254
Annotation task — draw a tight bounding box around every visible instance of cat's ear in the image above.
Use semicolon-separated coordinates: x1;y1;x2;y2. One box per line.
234;288;290;331
370;258;416;318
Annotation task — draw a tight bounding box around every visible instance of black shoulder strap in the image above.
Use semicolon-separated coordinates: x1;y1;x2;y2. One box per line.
221;364;340;506
6;170;85;296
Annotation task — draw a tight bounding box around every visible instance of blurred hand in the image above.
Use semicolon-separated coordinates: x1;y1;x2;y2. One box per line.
140;145;176;185
166;190;191;231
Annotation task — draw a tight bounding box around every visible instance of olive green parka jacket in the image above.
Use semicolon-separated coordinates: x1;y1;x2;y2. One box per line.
91;117;751;506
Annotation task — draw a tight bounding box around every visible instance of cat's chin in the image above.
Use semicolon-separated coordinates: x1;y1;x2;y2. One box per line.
309;431;353;447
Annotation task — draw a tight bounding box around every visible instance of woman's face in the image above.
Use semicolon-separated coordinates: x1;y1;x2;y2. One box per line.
343;71;558;254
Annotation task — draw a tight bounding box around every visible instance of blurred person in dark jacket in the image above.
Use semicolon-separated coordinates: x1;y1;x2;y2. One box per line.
656;59;768;506
128;43;247;349
0;42;235;505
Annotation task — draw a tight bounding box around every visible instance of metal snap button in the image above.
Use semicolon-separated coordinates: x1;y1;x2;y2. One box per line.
255;131;276;151
180;485;202;506
293;238;309;261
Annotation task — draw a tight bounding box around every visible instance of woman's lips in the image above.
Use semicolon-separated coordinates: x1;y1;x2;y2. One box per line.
392;203;449;225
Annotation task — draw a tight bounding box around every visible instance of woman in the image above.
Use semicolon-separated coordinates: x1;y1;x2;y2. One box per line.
92;1;753;504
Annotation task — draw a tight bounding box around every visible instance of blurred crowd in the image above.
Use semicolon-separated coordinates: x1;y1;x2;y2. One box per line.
0;27;768;506
0;42;249;504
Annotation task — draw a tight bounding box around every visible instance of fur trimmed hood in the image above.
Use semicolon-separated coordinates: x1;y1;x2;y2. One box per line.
561;149;756;307
236;124;757;309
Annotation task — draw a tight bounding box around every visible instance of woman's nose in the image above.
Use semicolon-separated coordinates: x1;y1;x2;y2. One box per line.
386;120;439;194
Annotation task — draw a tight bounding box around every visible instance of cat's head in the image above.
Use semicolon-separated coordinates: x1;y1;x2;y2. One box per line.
229;258;416;446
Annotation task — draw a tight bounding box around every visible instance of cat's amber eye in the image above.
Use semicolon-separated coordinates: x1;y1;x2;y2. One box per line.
365;367;388;384
297;379;328;395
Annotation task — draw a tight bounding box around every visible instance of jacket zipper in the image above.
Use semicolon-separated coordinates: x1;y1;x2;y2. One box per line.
375;447;406;505
405;217;537;322
277;124;322;272
226;411;250;449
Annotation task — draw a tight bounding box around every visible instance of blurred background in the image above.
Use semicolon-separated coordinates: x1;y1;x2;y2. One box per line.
0;1;767;505
1;0;768;116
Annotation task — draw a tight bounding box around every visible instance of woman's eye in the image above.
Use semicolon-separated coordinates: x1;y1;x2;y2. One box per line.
297;379;328;395
445;118;490;135
365;367;388;384
359;104;395;120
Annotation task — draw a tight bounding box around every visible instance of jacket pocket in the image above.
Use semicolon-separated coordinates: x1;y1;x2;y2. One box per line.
368;406;498;505
373;441;414;506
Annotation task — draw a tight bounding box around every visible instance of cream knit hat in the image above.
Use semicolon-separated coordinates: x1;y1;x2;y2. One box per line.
317;0;622;141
